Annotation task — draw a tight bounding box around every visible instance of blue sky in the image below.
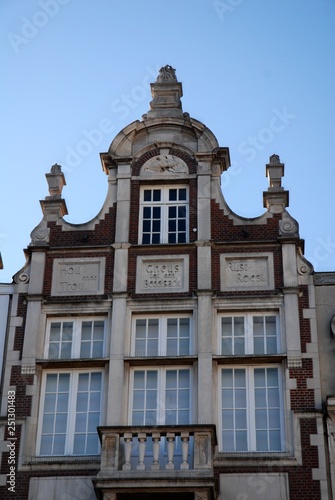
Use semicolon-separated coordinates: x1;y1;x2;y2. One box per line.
1;0;334;282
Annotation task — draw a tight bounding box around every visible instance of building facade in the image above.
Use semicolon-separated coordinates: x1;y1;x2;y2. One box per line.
0;66;334;499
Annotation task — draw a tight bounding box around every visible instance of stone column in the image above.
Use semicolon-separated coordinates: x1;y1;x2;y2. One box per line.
107;160;131;425
195;159;213;425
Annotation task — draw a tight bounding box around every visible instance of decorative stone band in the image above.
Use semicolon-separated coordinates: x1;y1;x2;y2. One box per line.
21;363;36;375
287;356;302;369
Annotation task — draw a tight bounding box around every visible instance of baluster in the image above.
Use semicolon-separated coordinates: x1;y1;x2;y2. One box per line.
151;432;161;470
180;432;190;470
137;432;147;470
165;432;175;470
122;432;133;471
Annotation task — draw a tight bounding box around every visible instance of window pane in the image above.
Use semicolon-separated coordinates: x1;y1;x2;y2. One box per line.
254;337;264;355
235;369;246;388
76;392;88;412
256;430;268;451
222;369;233;387
255;409;268;428
143;206;151;218
136;319;146;338
178;219;186;231
179;188;187;201
222;430;234;451
235;409;247;429
222;409;234;428
92;341;103;358
50;323;61;341
255;388;267;407
45;374;58;392
81;321;92;340
166;370;177;388
133;390;144;410
267;368;279;386
153;189;161;201
80;343;90;358
269;430;281;450
254;368;266;387
44;394;56;413
235;389;246;408
53;435;66;455
42;414;54;434
169;206;176;218
73;434;86;455
75;412;87;432
93;321;104;340
40;435;53;455
222;338;232;355
86;433;99;454
168;219;176;232
236;431;248;451
222;389;234;408
144;190;152;201
169;189;177;201
153;207;161;218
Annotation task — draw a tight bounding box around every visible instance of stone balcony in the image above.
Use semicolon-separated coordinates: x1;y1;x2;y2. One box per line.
94;425;217;499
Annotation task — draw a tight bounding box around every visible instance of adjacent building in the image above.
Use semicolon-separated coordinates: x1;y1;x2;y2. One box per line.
0;66;334;499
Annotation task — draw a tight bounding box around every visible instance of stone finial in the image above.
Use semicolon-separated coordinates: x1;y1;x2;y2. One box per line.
145;65;183;119
45;164;66;198
266;154;284;190
263;154;288;212
40;164;68;221
156;65;178;83
50;163;62;174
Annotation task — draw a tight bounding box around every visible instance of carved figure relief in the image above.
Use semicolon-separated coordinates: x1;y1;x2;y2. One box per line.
141;155;188;175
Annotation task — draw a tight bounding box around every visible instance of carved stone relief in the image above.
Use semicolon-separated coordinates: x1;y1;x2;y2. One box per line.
141;154;188;176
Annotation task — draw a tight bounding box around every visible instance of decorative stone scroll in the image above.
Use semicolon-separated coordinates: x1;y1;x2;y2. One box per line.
136;255;189;294
220;252;274;292
51;257;105;296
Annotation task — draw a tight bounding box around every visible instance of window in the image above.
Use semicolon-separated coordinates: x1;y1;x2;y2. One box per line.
131;315;191;356
45;318;105;359
130;368;191;425
219;313;280;355
37;370;103;456
139;186;188;244
220;366;283;452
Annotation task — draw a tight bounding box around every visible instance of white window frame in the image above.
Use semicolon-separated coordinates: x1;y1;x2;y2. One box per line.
218;312;281;355
131;314;192;356
44;317;106;359
36;369;103;456
218;364;285;453
139;185;189;244
129;366;192;426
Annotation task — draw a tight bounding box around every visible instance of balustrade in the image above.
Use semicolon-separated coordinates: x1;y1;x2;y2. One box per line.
98;425;216;474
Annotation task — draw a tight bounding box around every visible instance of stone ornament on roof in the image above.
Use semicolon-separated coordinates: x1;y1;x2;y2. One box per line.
156;65;177;82
50;163;62;174
269;154;281;165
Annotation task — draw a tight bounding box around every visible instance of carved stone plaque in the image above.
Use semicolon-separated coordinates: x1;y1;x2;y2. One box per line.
51;258;105;296
136;255;189;294
220;253;274;291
